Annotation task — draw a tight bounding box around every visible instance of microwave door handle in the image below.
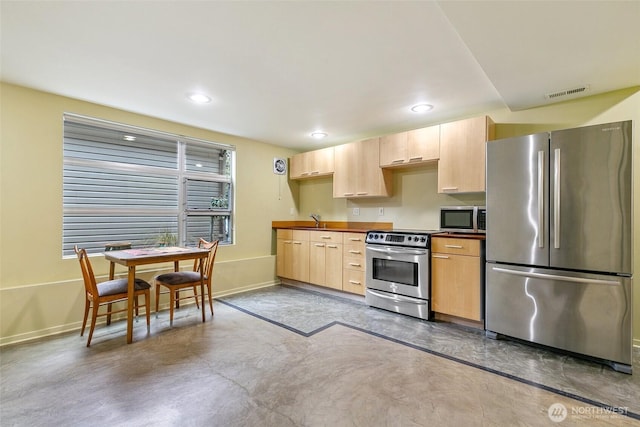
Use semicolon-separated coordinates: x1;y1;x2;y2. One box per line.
553;148;561;249
538;150;544;248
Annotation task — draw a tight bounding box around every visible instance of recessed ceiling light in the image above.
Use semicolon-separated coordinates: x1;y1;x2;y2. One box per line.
123;135;136;141
311;132;328;139
411;103;434;113
187;93;212;104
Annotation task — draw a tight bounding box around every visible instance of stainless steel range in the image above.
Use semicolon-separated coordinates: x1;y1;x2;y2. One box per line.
365;230;440;320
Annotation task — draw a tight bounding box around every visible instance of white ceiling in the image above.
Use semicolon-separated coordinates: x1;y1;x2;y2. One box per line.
1;1;639;151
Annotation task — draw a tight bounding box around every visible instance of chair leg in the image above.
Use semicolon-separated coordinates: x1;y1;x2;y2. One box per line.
87;303;99;347
81;298;90;336
207;283;214;316
144;290;151;333
106;303;112;325
155;283;161;318
135;295;140;317
193;285;200;309
169;287;175;327
134;296;139;322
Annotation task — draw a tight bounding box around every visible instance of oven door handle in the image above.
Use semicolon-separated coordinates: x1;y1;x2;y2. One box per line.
366;289;428;305
367;246;428;256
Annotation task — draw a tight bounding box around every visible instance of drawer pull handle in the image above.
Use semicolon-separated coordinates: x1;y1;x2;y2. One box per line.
314;243;325;247
348;280;362;285
343;193;355;196
349;250;361;254
433;255;450;259
444;244;463;249
327;245;338;248
392;159;404;163
442;187;459;192
348;238;362;242
349;263;361;267
293;242;302;245
409;156;423;161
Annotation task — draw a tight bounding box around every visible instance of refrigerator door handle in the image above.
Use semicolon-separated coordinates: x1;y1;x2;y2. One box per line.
491;266;620;286
537;150;544;248
553;148;561;249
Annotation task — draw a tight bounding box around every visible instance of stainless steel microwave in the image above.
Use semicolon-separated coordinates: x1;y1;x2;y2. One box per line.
440;206;486;233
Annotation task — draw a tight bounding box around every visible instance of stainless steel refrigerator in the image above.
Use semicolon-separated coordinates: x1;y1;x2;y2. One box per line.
485;120;633;373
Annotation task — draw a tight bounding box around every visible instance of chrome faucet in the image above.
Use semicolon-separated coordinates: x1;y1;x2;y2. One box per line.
310;213;320;228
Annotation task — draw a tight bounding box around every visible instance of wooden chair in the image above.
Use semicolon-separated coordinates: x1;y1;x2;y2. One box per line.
155;239;219;325
74;246;151;346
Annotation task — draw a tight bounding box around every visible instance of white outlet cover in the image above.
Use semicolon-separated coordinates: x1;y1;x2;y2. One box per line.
353;208;360;216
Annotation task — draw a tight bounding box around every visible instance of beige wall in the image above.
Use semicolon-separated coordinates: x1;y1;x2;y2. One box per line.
297;87;640;346
0;83;299;344
2;82;639;347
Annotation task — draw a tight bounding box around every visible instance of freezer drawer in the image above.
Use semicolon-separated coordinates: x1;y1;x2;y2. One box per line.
486;263;632;367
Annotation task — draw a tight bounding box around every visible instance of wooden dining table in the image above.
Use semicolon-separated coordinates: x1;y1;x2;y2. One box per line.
104;246;211;343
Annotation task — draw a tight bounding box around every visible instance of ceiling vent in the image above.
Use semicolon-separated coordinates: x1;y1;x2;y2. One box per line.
545;85;590;100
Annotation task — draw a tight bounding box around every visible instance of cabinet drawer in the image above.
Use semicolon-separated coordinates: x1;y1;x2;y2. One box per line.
343;245;364;258
343;269;365;295
343;232;366;245
343;256;365;271
432;237;480;256
277;229;292;240
292;230;310;241
309;230;343;243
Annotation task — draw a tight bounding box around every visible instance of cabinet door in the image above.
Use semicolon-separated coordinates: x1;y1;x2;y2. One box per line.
277;239;293;279
407;125;439;163
357;138;392;197
325;244;343;290
431;252;481;321
379;132;408;167
289;152;308;179
291;240;309;283
333;143;358;197
308;146;335;177
438;116;494;193
309;242;326;285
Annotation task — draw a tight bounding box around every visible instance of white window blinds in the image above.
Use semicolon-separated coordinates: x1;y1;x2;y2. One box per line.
63;114;234;256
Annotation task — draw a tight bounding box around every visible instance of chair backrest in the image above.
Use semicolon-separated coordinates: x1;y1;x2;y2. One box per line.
194;238;219;284
74;245;99;298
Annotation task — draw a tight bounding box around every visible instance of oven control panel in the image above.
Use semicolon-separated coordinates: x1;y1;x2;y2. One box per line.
365;230;438;248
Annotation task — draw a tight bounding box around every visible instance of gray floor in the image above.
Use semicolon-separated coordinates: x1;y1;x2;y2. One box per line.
1;284;639;426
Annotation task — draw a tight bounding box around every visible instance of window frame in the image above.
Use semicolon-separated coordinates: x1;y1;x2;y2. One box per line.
62;113;235;257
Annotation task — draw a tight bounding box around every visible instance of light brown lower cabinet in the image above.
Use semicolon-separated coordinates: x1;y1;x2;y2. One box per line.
342;232;366;295
276;229;309;283
309;231;343;290
277;229;366;296
431;237;482;321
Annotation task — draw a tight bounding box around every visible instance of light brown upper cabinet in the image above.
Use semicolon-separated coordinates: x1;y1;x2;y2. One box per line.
438;116;495;193
333;138;392;198
379;125;440;168
289;146;335;180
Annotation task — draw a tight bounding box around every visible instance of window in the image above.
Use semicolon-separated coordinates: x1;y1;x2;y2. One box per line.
63;114;235;256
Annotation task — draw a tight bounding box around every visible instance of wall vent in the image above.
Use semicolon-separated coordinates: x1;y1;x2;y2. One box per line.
545;85;590;100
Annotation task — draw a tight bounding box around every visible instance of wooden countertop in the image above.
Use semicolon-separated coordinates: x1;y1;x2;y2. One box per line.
272;220;393;233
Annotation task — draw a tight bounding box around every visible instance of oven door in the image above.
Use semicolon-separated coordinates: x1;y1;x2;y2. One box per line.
365;245;429;299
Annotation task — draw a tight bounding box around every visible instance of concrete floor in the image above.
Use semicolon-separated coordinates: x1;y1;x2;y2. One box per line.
1;284;639;426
